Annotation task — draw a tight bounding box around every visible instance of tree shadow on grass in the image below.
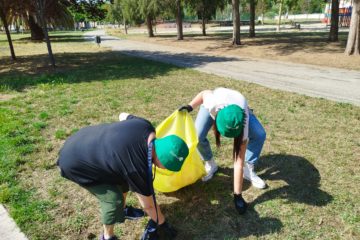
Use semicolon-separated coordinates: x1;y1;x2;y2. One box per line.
0;51;179;91
0;49;239;92
160;154;332;239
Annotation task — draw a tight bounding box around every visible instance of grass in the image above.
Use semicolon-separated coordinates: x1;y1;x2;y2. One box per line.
0;31;360;239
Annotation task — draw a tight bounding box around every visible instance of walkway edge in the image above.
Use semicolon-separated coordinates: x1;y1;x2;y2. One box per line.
0;204;28;240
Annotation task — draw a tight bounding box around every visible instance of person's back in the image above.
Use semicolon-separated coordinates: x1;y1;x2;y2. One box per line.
57;118;154;195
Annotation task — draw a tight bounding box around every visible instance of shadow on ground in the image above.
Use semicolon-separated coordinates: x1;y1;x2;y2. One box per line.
0;49;239;92
194;31;349;55
160;154;332;239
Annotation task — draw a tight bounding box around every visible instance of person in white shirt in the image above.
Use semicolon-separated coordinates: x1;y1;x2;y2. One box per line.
179;87;267;214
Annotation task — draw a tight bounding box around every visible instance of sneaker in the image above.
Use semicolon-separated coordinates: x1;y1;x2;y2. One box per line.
124;205;145;220
141;219;158;240
243;162;266;189
202;159;218;182
100;235;119;240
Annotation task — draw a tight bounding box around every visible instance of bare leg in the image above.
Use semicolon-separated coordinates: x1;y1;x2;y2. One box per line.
123;192;127;208
103;225;115;239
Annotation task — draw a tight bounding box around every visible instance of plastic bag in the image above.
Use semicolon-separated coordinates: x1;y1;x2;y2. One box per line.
153;110;205;192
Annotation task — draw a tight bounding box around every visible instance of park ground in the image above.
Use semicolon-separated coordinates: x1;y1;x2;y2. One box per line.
0;29;359;239
107;22;360;71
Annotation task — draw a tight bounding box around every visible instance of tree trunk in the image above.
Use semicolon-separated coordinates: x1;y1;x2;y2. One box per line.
249;0;255;37
36;0;56;68
29;15;44;40
0;8;16;60
232;0;241;45
123;16;128;34
329;0;339;41
345;0;360;55
276;0;283;32
261;0;265;25
176;0;183;40
202;9;206;36
146;15;154;37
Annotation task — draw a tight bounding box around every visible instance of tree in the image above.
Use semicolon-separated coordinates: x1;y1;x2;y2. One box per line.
12;0;73;40
345;0;360;55
249;0;256;37
256;0;272;24
187;0;226;36
69;0;107;29
328;0;339;41
176;0;183;40
0;0;16;60
276;0;283;32
139;0;163;37
232;0;241;45
35;0;55;67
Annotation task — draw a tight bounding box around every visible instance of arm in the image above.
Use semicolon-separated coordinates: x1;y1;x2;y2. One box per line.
233;141;247;194
233;140;248;214
188;90;212;109
136;193;165;224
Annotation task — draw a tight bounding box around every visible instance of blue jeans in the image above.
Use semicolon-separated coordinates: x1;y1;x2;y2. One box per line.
195;105;266;165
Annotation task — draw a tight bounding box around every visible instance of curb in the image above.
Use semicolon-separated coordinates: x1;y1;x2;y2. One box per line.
0;204;28;240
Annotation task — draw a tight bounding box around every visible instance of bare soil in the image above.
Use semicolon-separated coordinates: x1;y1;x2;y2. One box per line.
111;28;360;71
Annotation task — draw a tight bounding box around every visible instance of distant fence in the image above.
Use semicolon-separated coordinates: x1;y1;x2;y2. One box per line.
267;13;325;21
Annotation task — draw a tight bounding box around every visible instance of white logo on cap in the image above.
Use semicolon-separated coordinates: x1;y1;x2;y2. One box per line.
226;125;240;130
170;151;184;161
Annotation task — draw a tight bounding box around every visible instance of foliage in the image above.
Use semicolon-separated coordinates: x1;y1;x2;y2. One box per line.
105;0;123;24
186;0;227;21
69;0;108;22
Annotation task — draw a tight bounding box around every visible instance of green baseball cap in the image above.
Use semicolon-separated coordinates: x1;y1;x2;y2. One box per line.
154;135;189;172
216;104;245;138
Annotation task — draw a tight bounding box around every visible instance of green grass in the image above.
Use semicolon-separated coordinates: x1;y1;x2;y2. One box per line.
0;31;359;239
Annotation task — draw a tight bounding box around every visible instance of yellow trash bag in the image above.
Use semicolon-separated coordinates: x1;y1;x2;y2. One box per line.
153;110;205;192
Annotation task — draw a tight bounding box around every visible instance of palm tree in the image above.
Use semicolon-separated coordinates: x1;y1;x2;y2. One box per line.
0;0;16;60
12;0;73;40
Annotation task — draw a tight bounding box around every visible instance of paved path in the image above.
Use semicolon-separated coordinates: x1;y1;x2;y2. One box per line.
85;30;360;106
0;204;28;240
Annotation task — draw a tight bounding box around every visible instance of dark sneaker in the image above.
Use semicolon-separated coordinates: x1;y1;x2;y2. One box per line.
141;219;158;240
100;235;119;240
124;205;145;220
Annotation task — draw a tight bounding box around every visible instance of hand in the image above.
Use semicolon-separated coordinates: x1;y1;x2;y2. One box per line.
178;105;193;112
157;221;177;240
234;193;248;215
141;219;159;240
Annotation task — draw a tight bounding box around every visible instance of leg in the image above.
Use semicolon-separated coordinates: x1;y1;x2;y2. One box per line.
245;112;266;165
83;184;125;239
243;112;267;189
121;183;145;220
195;105;218;181
103;225;115;239
195;105;215;161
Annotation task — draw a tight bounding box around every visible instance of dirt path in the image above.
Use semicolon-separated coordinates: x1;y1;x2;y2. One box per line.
85;30;360;106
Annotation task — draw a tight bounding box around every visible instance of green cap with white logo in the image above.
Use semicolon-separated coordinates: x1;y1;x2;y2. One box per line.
216;104;245;138
154;135;189;172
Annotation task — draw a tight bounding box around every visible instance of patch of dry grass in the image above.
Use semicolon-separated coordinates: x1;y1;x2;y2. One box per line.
0;31;359;240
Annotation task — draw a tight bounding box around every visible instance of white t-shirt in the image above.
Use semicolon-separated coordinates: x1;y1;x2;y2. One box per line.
202;87;249;140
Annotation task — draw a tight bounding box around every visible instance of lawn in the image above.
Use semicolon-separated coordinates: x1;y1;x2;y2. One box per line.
0;31;359;240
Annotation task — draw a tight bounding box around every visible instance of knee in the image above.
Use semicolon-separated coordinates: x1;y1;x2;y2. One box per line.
258;129;266;143
253;128;266;143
